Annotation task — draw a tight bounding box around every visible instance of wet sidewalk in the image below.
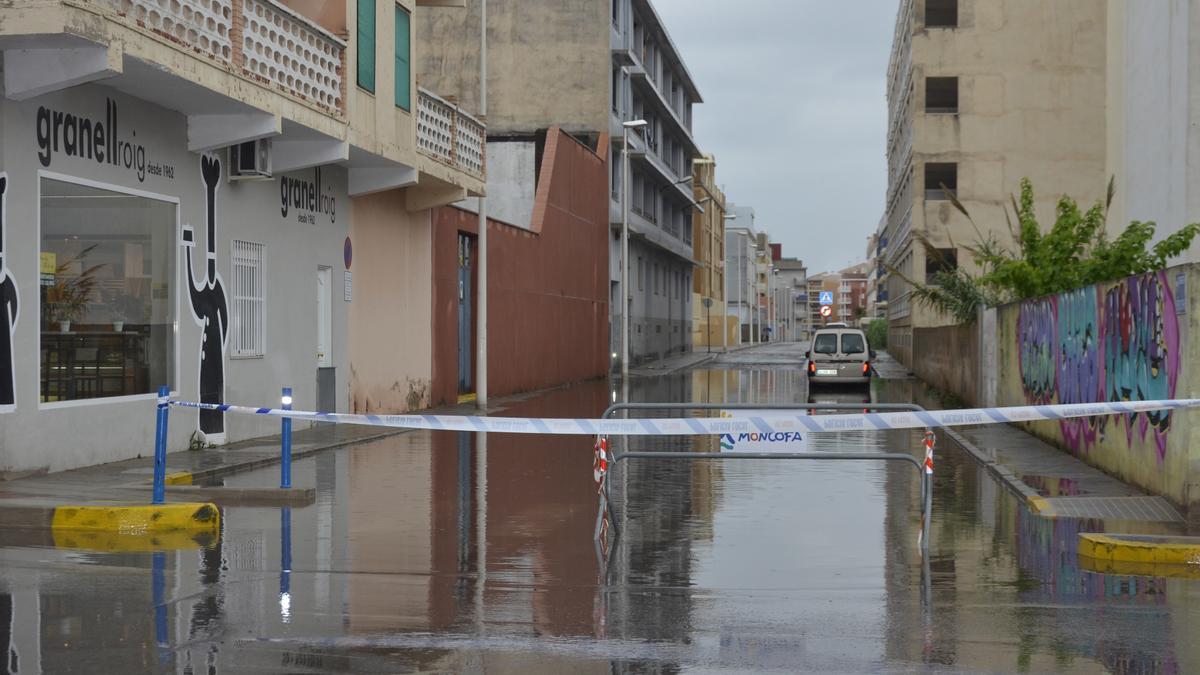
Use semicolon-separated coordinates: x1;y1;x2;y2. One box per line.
0;423;401;509
882;348;1185;528
946;424;1184;525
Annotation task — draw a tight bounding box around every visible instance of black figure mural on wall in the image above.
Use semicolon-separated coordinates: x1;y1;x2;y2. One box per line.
183;155;229;438
0;176;18;411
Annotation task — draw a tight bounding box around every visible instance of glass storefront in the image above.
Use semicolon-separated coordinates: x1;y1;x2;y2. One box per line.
39;177;175;403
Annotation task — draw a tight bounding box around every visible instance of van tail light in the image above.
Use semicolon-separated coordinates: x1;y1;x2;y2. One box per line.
863;362;871;376
808;361;816;375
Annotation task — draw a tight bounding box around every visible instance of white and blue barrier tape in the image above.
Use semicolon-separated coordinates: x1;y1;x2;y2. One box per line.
167;398;1200;436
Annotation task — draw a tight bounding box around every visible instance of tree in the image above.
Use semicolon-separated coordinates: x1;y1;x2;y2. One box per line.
888;178;1200;323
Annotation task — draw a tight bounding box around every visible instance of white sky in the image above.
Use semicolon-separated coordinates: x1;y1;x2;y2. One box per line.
656;0;898;274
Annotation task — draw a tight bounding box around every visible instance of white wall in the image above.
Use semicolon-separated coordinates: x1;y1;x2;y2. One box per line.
0;83;350;473
1111;0;1200;262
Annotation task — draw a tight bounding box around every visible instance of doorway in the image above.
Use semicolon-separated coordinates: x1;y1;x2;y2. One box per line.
457;234;474;396
316;266;335;412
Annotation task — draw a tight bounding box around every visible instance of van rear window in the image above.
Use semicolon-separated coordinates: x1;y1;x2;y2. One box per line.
841;333;866;354
813;334;838;354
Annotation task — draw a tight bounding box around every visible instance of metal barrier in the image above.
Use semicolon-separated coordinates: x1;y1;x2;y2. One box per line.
595;402;935;554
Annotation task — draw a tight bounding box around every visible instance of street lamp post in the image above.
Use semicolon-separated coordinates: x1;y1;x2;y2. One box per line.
620;119;647;395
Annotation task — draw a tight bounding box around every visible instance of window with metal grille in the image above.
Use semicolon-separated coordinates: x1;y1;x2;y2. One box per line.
230;240;265;357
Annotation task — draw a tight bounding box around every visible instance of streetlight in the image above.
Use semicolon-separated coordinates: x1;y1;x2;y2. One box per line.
723;213;736;351
620;119;647;395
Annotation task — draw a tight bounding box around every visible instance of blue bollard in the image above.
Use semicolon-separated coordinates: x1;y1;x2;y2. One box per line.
152;384;170;505
280;387;293;489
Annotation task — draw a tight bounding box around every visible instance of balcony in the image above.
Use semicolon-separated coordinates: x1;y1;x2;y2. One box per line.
104;0;345;115
416;88;486;180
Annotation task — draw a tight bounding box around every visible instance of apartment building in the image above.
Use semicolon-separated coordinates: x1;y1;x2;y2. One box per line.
883;0;1106;365
838;266;869;325
691;155;728;349
0;0;483;474
773;257;807;341
418;0;703;370
724;204;758;343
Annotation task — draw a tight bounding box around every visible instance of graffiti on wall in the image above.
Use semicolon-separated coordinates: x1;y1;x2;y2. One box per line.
1017;297;1056;405
1016;272;1180;460
1103;274;1179;458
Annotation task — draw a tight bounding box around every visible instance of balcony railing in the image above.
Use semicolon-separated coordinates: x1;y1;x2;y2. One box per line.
416;87;486;180
105;0;346;115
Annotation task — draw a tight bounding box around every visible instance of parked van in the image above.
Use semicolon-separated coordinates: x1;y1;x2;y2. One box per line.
806;326;874;385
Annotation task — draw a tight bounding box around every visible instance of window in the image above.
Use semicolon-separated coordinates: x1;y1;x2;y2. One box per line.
653;263;660;294
925;77;958;113
924;163;957;200
925;248;958;285
39;178;176;403
357;0;376;92
841;333;866;354
612;67;621;113
813;334;838;354
231;240;265;358
394;6;410;109
638;256;644;291
925;0;957;27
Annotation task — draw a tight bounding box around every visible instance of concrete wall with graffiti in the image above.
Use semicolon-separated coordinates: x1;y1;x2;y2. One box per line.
995;265;1200;510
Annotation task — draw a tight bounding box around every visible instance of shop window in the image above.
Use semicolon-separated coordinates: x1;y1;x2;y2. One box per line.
231;240;265;358
40;178;176;403
394;6;411;110
357;0;376;93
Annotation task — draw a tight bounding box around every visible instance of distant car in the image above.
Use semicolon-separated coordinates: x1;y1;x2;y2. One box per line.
806;326;874;385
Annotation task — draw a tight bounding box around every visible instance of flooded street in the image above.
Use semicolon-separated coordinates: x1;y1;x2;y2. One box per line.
1;346;1198;672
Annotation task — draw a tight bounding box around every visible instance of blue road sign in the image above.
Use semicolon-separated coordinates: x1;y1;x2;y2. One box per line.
819;290;834;306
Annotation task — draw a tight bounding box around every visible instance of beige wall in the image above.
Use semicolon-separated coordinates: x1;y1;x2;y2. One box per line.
348;0;418;163
349;191;434;412
416;0;611;135
886;0;1108;341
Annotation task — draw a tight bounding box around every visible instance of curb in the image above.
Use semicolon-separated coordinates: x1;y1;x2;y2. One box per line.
1078;533;1200;565
51;502;220;535
152;428;403;487
940;426;1051;516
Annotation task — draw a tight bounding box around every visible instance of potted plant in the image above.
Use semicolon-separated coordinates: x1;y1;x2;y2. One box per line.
104;288;144;331
45;246;103;332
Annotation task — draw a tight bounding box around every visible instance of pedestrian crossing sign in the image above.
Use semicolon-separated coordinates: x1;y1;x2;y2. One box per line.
819;290;833;305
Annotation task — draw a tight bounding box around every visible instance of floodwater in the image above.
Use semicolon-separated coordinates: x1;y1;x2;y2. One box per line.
1;359;1198;673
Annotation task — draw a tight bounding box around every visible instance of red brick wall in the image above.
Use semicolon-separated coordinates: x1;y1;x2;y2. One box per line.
431;128;610;405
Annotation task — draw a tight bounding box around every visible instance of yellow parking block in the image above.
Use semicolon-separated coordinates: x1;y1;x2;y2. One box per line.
51;503;220;535
52;528;218;552
1078;533;1200;566
165;472;194;485
1078;555;1200;580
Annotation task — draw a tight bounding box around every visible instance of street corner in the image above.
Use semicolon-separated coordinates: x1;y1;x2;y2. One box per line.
165;471;194;485
1078;533;1200;568
1027;495;1055;517
50;502;221;536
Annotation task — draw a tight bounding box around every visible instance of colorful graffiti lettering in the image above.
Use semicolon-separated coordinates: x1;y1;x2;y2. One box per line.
1017;297;1056;405
1015;272;1181;460
1057;286;1104;449
1102;273;1179;460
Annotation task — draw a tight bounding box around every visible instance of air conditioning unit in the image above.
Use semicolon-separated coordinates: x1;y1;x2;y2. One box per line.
229;139;272;180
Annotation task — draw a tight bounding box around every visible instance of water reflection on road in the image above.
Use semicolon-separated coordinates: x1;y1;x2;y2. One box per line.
0;361;1197;672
